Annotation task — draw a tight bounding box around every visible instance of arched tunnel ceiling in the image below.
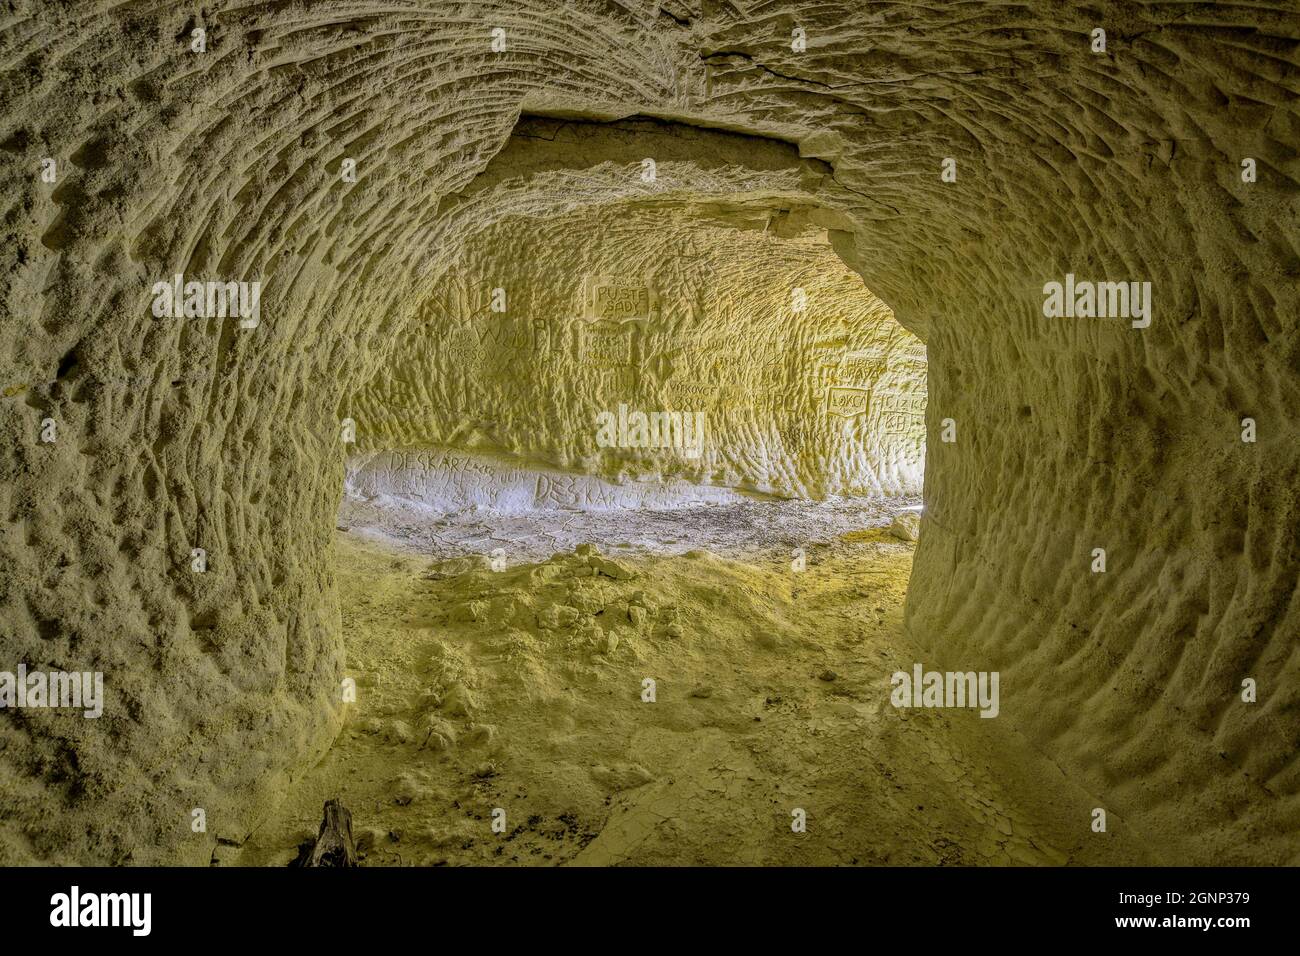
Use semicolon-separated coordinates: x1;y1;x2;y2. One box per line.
0;2;1296;864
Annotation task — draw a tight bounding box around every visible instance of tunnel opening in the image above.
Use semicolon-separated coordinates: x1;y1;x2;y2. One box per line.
339;114;929;551
230;113;1058;867
338;201;928;559
228;115;959;865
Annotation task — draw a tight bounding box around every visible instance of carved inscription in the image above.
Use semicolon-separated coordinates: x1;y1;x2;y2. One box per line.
837;351;886;386
826;386;870;418
381;449;506;497
665;382;753;404
876;392;926;417
581;321;635;366
875;391;926;440
444;319;548;367
583;275;653;320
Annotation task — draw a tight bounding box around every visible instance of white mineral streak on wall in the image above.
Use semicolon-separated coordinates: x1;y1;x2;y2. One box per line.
345;448;744;512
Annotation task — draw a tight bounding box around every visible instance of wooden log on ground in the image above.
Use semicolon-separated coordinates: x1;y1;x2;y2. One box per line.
293;799;358;867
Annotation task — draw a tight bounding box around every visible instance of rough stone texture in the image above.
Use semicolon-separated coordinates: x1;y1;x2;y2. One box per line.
888;511;921;542
352;198;926;499
0;2;1296;864
238;534;1141;868
339;485;920;565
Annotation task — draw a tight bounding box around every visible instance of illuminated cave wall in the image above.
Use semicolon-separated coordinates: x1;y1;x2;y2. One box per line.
350;203;926;504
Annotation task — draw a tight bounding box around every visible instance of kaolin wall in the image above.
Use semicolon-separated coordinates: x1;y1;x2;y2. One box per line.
351;206;926;502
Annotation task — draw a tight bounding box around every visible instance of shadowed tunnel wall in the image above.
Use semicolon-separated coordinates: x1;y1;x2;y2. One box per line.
0;2;1295;864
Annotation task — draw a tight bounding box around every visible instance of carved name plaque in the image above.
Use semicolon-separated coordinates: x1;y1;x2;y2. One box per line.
581;321;635;366
583;275;653;321
876;392;926;417
876;391;927;440
827;386;870;418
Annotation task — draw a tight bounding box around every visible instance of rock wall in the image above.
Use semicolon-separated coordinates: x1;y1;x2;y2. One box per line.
352;203;926;500
346;447;745;512
0;1;1295;864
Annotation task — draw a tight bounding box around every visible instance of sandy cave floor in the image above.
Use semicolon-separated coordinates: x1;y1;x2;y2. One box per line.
235;500;1157;867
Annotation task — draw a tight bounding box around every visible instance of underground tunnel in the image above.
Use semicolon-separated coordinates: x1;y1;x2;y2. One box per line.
0;0;1296;877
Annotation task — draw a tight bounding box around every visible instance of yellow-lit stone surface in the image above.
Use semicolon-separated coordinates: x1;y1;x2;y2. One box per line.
353;203;925;499
0;2;1295;866
238;534;1149;867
